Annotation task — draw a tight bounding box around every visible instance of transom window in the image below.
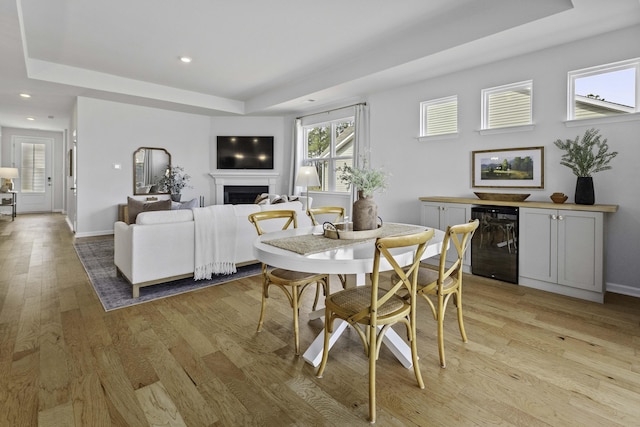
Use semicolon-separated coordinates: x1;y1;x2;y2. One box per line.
568;58;639;120
303;117;354;192
481;80;533;130
420;95;458;137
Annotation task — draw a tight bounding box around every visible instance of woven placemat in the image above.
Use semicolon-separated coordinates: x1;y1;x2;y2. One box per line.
262;223;426;255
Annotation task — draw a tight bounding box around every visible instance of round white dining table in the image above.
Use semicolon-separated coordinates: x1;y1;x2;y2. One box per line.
253;224;445;367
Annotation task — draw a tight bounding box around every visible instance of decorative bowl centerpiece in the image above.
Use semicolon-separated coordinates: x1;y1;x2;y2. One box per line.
550;192;568;204
323;221;383;240
474;192;530;202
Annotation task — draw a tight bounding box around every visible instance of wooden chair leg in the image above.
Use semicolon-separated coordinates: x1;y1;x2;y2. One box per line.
257;281;268;332
409;312;425;390
312;282;321;311
437;295;446;368
338;274;347;289
292;285;300;355
369;324;377;424
316;308;332;378
456;290;468;343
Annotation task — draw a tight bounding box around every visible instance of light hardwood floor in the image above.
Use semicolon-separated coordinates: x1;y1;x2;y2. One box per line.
1;213;639;426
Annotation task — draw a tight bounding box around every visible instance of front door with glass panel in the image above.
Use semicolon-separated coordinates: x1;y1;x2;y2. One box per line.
14;136;53;213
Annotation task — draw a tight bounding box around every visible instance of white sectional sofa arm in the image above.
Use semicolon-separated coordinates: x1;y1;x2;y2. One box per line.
113;200;311;298
114;210;196;297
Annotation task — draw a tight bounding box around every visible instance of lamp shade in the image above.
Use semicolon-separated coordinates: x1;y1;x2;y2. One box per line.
0;167;19;178
295;166;320;187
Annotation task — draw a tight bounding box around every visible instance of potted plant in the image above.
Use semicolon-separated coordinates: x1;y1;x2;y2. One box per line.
337;158;389;230
553;128;617;205
157;165;192;202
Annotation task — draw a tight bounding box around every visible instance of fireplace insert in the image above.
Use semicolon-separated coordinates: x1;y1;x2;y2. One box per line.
223;185;268;204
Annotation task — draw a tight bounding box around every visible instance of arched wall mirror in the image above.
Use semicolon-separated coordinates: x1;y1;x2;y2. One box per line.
133;147;171;195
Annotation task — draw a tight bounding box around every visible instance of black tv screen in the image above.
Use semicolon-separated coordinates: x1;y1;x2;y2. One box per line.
216;136;274;170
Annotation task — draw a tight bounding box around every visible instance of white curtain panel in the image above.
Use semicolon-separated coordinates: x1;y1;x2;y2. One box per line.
289;118;303;196
351;103;370;206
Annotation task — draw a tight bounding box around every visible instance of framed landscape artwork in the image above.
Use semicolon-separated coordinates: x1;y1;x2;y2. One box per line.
472;146;544;188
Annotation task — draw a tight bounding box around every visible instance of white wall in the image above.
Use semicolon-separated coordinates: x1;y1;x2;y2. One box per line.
75;98;291;236
76;97;212;236
368;25;640;293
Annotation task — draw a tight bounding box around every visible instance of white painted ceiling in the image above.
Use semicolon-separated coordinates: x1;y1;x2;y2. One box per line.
1;0;639;131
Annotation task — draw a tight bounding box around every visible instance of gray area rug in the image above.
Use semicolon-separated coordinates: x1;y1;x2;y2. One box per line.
74;238;261;311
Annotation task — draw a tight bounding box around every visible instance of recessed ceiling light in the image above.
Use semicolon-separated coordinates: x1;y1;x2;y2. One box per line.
179;56;192;63
20;93;31;98
26;117;35;121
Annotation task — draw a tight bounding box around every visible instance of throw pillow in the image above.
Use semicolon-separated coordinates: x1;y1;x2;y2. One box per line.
254;193;270;205
171;198;199;210
127;197;171;224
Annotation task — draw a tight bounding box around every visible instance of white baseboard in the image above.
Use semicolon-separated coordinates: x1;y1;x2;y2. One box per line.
519;276;604;303
75;230;114;238
605;282;640;298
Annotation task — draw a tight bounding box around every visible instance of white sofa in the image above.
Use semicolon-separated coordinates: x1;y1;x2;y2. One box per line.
114;201;312;297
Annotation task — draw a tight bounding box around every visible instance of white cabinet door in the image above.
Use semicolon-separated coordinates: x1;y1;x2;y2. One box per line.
558;210;603;292
420;202;442;230
520;207;603;293
420;202;471;265
442;204;472;265
519;208;557;283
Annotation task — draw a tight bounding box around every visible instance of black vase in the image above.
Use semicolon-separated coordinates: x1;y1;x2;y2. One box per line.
574;176;594;205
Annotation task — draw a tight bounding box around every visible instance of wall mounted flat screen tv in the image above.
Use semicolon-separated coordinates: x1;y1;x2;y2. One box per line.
216;136;274;170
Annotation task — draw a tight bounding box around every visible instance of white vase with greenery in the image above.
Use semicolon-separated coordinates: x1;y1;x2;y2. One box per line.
158;165;192;201
337;159;389;230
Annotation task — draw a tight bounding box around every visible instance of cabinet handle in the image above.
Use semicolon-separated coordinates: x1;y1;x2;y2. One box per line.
557;215;564;221
551;214;557;220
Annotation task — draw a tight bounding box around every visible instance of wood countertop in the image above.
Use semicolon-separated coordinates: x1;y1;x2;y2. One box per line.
419;196;618;213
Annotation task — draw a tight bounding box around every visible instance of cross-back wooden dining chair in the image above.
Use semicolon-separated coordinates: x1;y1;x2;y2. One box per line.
248;209;329;355
412;219;479;368
307;206;347;289
316;228;434;423
306;206;345;227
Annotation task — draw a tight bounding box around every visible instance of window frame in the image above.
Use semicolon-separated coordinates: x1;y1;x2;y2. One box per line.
20;141;47;193
419;95;458;138
301;116;355;193
567;58;640;121
481;80;533;131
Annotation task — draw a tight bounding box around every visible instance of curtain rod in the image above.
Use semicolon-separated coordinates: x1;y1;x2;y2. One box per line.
296;102;367;120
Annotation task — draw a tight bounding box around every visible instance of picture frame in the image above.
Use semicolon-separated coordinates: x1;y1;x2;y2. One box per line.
472;146;544;188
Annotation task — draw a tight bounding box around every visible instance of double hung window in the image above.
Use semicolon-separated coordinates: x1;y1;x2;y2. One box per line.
302;117;354;193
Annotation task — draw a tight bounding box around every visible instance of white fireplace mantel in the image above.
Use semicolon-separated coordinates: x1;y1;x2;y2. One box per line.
209;171;279;204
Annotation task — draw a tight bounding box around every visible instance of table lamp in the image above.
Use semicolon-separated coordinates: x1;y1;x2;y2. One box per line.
295;166;320;212
0;167;19;192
